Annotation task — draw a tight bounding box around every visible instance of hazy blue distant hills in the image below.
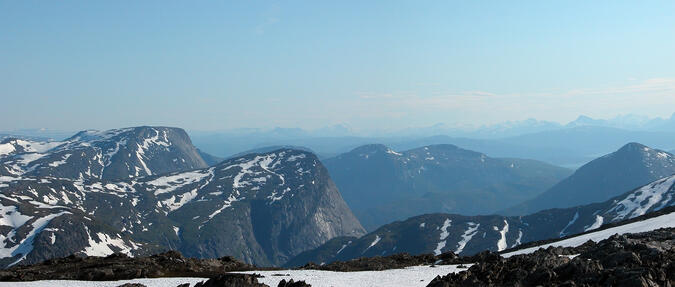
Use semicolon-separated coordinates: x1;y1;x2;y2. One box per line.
503;143;675;215
189;117;675;168
196;148;224;166
323;144;571;231
0;129;76;141
499;126;675;161
565;113;675;131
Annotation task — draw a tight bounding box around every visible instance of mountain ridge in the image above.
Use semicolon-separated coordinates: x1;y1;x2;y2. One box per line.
503;142;675;215
0;127;365;268
324;143;571;230
287;171;675;266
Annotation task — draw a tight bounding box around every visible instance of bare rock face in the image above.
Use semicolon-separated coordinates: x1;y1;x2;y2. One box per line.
0;134;364;267
427;228;675;287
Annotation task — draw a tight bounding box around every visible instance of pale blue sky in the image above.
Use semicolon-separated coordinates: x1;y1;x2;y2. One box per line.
1;1;674;131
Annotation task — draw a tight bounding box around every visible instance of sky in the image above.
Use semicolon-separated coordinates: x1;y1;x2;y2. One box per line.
1;1;675;132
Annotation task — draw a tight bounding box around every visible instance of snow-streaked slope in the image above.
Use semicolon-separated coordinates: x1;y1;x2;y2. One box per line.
289;172;675;266
505;143;675;215
0;127;207;180
502;211;675;257
0;148;364;267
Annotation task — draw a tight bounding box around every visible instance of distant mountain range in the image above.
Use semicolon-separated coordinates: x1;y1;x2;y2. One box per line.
504;143;675;215
0;127;364;268
188;123;675;168
287;172;675;266
323;144;571;231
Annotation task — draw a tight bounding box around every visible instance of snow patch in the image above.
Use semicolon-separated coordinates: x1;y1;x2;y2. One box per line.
496;220;509;252
454;222;479;255
606;175;675;221
584;215;604;231
434;219;452;255
503;211;675;257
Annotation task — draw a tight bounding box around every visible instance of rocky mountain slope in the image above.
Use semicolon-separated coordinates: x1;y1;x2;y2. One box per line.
0;127;208;180
505;142;675;215
324;144;571;230
0;128;364;268
286;173;675;266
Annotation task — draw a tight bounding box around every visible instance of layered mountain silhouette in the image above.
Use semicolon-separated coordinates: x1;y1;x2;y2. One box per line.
323;144;571;230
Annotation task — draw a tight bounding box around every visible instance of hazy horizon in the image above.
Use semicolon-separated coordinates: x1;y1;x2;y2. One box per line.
2;1;674;131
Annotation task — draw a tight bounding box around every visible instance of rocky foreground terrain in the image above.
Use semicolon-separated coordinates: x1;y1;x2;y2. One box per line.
1;227;672;286
429;227;675;287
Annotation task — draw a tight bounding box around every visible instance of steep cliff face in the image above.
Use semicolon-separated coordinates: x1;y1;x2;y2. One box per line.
0;147;364;267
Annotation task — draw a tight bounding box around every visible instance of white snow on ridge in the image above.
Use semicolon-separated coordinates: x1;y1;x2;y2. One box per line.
559;211;579;237
148;169;213;196
2;211;71;267
286;154;306;162
207;193;242;219
0;204;33;228
454;222;479;254
0;143;16;156
434;218;452;255
48;154;71;167
82;227;138;257
584;215;604;232
336;241;352;254
362;235;381;254
503;211;675;258
496;220;509;252
11;139;63;154
606;175;675;221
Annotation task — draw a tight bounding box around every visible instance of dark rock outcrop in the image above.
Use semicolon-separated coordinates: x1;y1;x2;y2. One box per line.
193;274;267;287
298;252;460;272
277;279;311;287
427;228;675;287
0;251;258;281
